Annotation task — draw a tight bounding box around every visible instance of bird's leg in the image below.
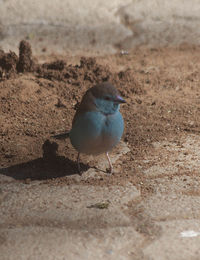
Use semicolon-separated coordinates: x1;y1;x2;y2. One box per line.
106;152;113;174
77;152;82;175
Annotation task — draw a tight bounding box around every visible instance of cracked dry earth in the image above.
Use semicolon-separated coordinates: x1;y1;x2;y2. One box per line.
1;44;200;259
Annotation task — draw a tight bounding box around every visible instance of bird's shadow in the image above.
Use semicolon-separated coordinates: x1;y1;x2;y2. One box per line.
0;140;89;181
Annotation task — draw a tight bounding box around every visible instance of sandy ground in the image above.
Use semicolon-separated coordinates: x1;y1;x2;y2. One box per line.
1;42;200;259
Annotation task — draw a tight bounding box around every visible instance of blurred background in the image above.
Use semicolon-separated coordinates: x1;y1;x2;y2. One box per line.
0;0;200;55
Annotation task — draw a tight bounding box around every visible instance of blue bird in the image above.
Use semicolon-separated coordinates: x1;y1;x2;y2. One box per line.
52;82;126;174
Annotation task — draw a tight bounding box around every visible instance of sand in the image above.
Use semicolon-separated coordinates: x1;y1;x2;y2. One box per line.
1;42;200;259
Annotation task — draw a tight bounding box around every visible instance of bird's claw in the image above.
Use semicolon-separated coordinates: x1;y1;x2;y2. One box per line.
106;167;113;174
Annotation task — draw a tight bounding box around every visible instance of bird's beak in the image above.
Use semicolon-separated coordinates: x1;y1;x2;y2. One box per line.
115;95;126;103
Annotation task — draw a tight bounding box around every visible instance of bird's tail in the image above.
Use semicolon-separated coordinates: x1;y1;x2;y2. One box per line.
51;132;70;140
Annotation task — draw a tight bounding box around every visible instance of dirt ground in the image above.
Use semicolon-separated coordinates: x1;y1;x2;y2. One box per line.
1;41;200;259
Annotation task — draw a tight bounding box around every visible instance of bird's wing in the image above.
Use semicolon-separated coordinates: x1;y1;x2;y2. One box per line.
72;89;97;126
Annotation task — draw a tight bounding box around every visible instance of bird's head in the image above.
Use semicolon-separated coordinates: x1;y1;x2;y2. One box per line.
90;82;126;115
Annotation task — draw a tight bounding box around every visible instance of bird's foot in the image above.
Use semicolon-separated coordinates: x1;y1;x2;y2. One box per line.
78;168;83;176
106;167;113;174
77;152;83;176
106;152;113;174
77;162;83;176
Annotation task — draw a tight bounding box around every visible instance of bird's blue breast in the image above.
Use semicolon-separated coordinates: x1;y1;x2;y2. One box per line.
69;110;124;155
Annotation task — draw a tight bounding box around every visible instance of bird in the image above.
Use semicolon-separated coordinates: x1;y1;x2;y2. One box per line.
52;82;126;174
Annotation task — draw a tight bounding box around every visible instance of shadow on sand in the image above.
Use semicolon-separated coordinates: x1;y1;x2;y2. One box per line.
0;140;89;181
